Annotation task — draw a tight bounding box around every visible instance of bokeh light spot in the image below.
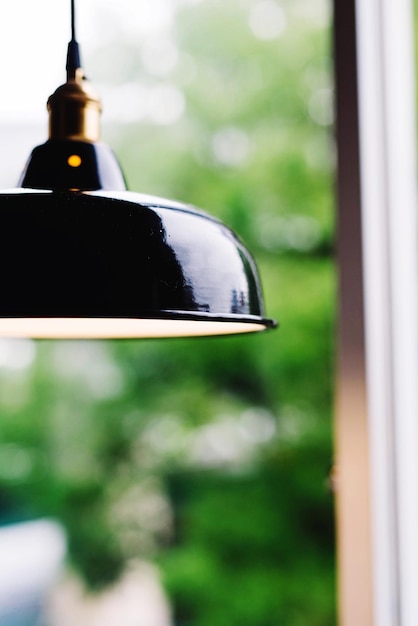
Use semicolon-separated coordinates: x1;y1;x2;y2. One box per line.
249;0;287;40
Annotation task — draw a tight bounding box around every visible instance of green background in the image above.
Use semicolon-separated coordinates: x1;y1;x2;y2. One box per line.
0;1;336;623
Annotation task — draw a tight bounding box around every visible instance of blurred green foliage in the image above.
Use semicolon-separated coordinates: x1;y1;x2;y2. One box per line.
0;0;335;624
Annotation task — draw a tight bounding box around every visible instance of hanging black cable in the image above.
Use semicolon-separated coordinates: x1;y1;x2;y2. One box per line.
66;0;81;76
71;0;76;41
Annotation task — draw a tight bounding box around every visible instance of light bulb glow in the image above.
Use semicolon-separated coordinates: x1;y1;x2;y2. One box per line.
67;154;82;167
0;318;268;339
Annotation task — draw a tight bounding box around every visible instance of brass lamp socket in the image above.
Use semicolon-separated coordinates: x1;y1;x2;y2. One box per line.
47;69;102;143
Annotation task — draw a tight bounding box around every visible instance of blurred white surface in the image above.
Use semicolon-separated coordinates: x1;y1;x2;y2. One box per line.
47;563;172;626
0;519;66;614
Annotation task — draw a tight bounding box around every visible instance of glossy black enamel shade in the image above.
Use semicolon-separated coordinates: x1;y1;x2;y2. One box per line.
0;189;275;338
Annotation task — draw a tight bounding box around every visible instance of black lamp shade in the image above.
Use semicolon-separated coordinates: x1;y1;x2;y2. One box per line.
19;140;126;192
0;189;275;338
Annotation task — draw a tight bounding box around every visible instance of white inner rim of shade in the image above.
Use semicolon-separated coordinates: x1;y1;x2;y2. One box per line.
0;318;267;339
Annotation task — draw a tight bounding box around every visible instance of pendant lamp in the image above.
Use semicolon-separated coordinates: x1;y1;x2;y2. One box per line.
0;1;276;339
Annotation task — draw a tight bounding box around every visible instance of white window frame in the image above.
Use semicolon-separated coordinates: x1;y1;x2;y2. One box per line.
335;0;418;624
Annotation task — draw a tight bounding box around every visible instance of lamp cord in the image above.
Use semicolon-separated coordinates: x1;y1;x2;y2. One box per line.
66;0;81;77
71;0;76;41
